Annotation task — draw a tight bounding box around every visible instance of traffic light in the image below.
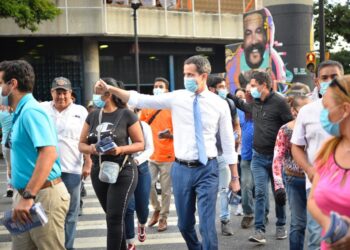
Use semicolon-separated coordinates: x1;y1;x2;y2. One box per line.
306;52;316;73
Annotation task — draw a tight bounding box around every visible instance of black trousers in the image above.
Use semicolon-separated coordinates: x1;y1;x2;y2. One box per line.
91;162;138;250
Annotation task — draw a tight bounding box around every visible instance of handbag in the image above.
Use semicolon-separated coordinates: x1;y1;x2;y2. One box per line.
97;108;127;184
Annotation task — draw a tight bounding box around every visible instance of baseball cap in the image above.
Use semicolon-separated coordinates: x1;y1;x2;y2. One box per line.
51;77;72;91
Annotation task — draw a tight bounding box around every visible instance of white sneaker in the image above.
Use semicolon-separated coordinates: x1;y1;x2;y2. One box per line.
234;204;243;216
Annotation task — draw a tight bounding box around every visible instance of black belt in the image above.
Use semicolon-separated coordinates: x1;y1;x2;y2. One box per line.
175;157;216;168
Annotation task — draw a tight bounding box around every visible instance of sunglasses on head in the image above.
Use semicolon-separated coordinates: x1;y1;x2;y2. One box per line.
330;79;348;96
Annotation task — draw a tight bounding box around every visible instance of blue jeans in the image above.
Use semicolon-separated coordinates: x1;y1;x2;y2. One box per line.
218;156;230;221
306;188;322;250
251;150;286;232
285;174;307;250
61;172;81;250
240;159;254;215
171;159;219;250
125;161;152;240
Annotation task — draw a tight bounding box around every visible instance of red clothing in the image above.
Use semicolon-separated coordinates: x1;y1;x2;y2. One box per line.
140;109;175;162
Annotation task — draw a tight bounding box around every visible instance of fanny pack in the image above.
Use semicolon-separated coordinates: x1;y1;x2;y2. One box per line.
97;108;127;184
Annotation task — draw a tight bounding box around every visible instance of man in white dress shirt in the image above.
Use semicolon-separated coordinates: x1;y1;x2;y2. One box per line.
94;55;240;250
41;77;92;250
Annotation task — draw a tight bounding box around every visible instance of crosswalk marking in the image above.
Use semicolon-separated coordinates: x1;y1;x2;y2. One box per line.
0;178;190;249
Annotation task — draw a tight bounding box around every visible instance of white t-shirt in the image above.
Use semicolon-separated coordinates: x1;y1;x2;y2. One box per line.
41;101;88;174
291;99;331;189
133;121;154;165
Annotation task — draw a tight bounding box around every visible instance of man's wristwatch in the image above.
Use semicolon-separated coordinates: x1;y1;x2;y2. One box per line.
22;190;36;200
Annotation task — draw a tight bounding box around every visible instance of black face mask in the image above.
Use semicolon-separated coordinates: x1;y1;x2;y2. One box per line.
244;43;265;69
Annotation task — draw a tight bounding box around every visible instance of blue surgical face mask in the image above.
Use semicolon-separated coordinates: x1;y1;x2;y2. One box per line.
217;89;228;99
1;96;8;106
320;107;344;137
153;88;165;96
184;77;198;93
320;81;332;96
250;87;261;99
93;94;106;108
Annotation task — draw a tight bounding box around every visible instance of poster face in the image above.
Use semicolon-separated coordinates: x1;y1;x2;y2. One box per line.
226;8;287;92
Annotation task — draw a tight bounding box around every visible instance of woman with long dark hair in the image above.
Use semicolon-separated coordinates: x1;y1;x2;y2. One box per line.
79;78;144;250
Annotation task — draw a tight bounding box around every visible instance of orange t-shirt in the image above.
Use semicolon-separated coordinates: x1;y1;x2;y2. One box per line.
140;109;175;162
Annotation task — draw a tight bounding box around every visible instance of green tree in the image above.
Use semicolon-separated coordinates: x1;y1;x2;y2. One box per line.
313;1;350;49
331;49;350;74
0;0;61;32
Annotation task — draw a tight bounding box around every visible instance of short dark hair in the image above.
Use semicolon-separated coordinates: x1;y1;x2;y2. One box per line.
0;60;35;92
154;77;169;89
317;60;344;77
101;77;126;108
184;55;211;74
250;71;271;89
235;88;246;95
207;75;225;88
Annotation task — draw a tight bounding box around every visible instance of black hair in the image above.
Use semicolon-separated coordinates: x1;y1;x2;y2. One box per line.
154;77;169;89
207;75;225;88
250;71;271;89
235;88;246;95
0;60;35;92
101;77;126;108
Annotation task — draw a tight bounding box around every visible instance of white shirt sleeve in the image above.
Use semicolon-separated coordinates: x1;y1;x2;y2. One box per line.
219;101;237;164
134;121;154;165
128;90;173;110
291;108;306;146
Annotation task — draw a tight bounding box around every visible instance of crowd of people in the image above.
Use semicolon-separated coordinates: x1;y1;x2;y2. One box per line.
0;55;349;250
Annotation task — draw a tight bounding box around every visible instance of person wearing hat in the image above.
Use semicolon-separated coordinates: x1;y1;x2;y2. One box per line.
41;77;92;250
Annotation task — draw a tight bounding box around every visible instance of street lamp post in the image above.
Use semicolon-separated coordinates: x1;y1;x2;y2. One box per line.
131;0;142;92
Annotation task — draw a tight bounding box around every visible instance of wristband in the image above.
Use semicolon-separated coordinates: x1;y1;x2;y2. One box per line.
231;176;240;181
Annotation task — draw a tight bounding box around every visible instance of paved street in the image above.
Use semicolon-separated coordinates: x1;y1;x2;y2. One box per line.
0;160;289;250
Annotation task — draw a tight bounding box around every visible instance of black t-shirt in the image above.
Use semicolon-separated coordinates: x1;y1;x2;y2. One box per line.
86;108;138;165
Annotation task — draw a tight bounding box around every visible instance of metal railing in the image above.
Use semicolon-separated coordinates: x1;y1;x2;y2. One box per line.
51;0;258;38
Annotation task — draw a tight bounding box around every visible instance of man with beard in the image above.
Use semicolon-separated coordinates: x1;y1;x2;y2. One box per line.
226;8;286;92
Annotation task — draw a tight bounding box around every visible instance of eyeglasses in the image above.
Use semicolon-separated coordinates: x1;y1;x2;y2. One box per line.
330;79;348;96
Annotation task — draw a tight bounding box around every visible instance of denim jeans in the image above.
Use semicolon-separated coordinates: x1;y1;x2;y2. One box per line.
61;172;81;250
91;162;138;250
125;161;152;240
306;188;322;250
251;149;286;232
285;174;307;250
217;156;230;221
240;160;254;215
171;159;219;250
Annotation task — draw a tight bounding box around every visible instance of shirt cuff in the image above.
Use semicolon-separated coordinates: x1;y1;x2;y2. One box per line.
127;90;139;108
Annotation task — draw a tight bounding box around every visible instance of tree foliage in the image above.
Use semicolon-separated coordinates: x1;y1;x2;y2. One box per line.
0;0;61;32
313;1;350;49
331;49;350;74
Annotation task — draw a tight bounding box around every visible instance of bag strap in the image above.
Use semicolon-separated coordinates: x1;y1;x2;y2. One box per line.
147;110;162;125
98;108;126;167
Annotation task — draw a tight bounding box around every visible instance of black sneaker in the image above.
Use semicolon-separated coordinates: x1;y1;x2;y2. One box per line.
249;230;266;244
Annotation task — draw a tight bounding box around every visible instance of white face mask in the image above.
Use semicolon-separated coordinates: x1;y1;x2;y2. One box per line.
153;88;165;96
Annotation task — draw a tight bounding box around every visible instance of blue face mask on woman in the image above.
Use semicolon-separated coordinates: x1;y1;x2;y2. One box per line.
93;94;106;108
184;77;198;93
320;107;344;137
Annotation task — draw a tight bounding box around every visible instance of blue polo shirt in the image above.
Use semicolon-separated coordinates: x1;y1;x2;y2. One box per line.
11;94;61;189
